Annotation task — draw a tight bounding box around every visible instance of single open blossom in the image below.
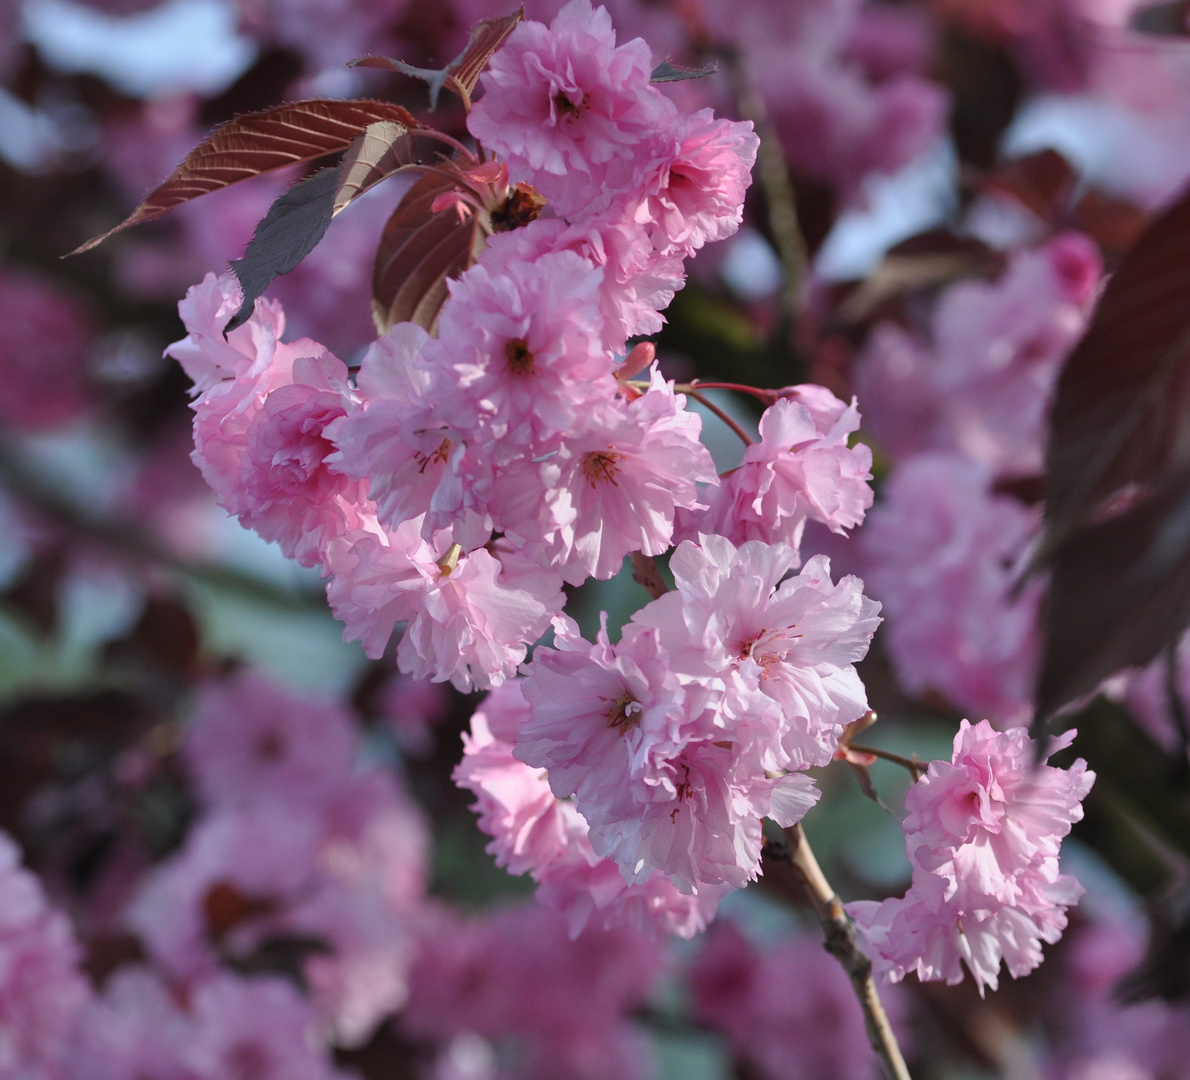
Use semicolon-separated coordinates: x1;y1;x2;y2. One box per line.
177;277;370;569
324;323;450;533
168;271;288;398
849;720;1095;995
633;536;881;773
419;250;613;464
238;353;369;567
695;388;873;553
629;108;759;259
324;517;562;692
518;368;717;583
467;0;672;218
455;681;726;938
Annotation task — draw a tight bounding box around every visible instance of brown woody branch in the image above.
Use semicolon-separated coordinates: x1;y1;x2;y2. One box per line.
767;824;912;1080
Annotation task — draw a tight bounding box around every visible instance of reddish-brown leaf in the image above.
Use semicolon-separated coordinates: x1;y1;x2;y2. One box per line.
1044;184;1190;548
69;98;419;254
371;171;487;334
981;148;1077;225
449;9;524;99
1037;466;1190;721
351;9;523;109
225;122;452;330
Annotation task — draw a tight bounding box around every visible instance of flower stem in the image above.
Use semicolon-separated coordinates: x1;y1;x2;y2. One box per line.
673;380;778;405
769;825;913;1080
847;743;926;781
684;389;754;447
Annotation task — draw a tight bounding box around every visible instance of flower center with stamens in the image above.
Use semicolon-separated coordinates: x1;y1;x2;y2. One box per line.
737;626;800;674
582;450;623;487
554;91;581;118
416;437;453;474
505;337;534;375
606;693;641;733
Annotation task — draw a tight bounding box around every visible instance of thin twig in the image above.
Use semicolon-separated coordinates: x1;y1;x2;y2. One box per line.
685;389;754;447
847;743;926;782
769;825;913;1080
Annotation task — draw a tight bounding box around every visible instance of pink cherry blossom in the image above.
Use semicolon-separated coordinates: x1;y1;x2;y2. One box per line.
524;369;717;583
324;519;562;691
323;323;451;533
629;108;759;259
167;272;288;398
849;719;1095;995
455;681;726;939
238;353;370;568
696;387;873;552
467;0;671;219
633;536;881;773
483;214;688;354
418;250;613;463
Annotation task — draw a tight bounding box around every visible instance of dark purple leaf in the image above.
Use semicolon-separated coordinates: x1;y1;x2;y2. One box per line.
226;167;340;332
1037;467;1190;720
1044;183;1190;550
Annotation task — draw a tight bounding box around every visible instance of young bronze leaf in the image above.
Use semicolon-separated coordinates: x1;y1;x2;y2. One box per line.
1044;183;1190;548
350;10;522;110
651;58;720;83
372;171;486;334
70;99;419;255
226;167;340;332
448;9;524;99
1036;466;1190;722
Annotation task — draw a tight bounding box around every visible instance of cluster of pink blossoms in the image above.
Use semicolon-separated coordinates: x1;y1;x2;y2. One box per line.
161;0;885;921
156;0;1098;993
849;720;1095;994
